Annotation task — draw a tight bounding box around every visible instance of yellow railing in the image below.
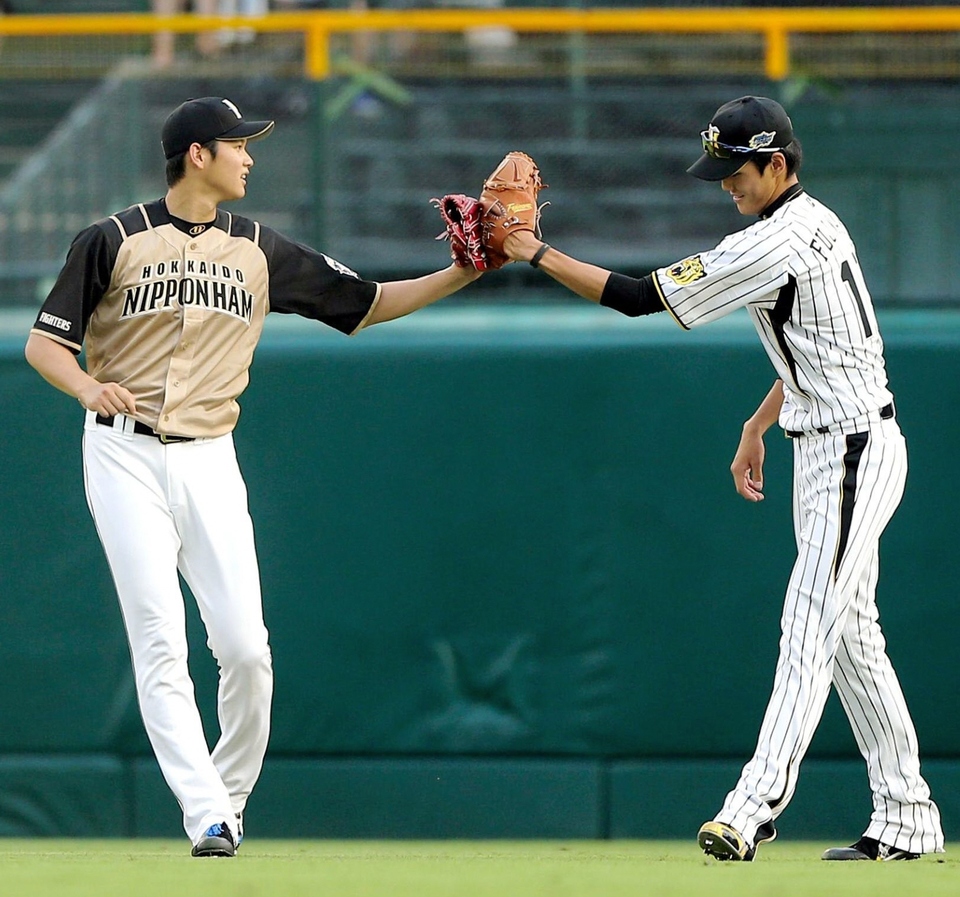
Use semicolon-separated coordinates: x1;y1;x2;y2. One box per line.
1;8;960;80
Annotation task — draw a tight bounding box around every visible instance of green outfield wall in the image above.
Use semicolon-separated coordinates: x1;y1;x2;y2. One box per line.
1;305;958;841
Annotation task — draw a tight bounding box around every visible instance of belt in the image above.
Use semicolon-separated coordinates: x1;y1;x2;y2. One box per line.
785;402;894;439
95;413;196;444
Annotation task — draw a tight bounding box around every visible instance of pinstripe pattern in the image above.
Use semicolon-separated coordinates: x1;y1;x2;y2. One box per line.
659;187;943;854
655;191;893;435
715;421;942;853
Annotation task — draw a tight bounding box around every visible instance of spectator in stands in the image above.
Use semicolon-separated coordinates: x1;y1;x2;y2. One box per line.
152;0;220;70
217;0;269;48
0;0;11;56
226;0;268;11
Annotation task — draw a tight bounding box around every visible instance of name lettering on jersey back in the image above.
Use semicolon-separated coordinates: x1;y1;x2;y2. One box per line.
121;259;253;323
809;226;835;261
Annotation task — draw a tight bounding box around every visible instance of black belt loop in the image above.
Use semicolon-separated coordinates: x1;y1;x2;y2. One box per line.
95;414;195;444
785;402;895;439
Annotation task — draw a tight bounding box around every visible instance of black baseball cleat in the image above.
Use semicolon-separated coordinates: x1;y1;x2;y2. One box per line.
191;820;237;858
821;836;920;861
698;819;777;861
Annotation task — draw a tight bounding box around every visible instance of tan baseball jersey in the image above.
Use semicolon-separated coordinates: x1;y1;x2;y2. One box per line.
31;199;381;438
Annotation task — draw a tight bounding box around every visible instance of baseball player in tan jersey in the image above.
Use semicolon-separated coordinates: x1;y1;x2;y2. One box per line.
25;96;481;857
496;97;943;862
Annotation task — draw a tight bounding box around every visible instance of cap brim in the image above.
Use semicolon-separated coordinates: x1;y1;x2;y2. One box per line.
219;119;275;143
687;151;752;181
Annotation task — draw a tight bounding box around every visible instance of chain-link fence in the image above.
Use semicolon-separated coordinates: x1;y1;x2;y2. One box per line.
0;11;959;307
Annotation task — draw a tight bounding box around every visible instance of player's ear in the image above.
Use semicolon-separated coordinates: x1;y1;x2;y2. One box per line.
186;142;206;169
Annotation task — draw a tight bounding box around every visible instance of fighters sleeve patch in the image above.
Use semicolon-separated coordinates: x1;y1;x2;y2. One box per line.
37;311;72;333
33;221;119;348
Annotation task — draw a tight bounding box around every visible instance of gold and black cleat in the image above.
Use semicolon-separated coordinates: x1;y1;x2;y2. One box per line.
698;819;777;862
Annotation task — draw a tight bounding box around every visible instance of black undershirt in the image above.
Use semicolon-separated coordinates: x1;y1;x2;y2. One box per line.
599;272;665;317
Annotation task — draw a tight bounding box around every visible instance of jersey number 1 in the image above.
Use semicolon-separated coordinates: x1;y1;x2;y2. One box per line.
841;260;873;338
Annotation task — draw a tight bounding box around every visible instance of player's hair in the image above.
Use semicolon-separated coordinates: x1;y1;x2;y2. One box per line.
165;139;221;187
752;139;803;177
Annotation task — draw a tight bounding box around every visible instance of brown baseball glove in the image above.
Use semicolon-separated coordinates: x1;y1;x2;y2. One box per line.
479;151;547;269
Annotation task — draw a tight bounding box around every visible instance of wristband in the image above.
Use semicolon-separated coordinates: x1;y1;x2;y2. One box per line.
529;243;551;268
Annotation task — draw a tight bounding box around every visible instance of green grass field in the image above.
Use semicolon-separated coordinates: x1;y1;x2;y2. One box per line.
0;840;956;897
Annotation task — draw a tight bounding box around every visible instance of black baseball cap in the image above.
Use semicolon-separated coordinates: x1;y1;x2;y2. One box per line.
687;96;795;181
161;96;275;160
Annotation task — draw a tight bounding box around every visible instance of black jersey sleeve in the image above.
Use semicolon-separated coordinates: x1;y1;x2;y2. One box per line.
259;225;378;335
32;219;121;353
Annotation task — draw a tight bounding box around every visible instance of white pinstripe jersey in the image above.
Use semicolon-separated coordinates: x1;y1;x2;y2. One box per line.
653;186;892;435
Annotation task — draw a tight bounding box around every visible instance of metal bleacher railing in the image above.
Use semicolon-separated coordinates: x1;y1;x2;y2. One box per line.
1;7;959;307
4;7;960;80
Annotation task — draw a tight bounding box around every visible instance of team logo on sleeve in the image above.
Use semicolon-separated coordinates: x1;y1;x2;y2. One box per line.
321;253;359;278
665;255;706;286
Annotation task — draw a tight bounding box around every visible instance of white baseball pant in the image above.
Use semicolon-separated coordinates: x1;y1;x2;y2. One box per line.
81;411;272;844
715;417;943;854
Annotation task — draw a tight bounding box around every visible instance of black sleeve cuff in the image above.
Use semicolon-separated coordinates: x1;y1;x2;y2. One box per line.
599;273;665;317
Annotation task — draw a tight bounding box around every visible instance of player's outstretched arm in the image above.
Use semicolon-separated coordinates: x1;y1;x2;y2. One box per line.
731;380;784;502
502;230;611;303
367;263;483;326
25;332;137;416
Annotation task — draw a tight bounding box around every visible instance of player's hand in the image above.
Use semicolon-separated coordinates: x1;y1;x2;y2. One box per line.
731;424;766;502
503;229;543;262
77;380;137;417
450;262;484;283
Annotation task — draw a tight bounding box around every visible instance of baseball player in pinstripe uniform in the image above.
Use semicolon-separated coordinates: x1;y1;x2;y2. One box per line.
24;96;481;857
502;96;944;861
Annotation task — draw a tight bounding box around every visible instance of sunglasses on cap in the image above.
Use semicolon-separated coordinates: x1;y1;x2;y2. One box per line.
700;127;782;159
